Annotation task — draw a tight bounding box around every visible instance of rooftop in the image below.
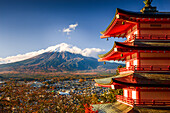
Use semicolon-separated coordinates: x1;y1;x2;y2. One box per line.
92;102;132;113
95;73;170;87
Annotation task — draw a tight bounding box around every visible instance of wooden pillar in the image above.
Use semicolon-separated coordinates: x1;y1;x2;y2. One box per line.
136;87;140;104
137;52;140;71
130;54;132;69
137;23;140;39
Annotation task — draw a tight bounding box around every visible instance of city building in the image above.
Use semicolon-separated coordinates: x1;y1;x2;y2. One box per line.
95;0;170;107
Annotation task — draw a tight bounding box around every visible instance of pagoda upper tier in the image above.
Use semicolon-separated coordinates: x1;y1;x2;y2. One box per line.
100;8;170;39
99;7;170;74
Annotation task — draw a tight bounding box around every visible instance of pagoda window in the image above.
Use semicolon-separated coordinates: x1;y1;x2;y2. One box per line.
140;92;170;100
147;23;170;28
127;29;131;34
150;24;162;27
140;30;170;36
141;60;170;66
140;53;170;58
132;53;137;59
140;24;150;28
132;25;137;31
126;55;130;60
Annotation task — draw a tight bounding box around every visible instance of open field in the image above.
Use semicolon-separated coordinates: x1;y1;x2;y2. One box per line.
0;69;116;81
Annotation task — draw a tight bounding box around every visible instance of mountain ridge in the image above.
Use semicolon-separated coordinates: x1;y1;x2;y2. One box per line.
0;51;124;72
0;43;105;64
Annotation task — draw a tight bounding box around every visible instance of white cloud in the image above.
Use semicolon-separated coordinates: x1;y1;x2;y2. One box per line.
108;61;125;64
63;28;72;35
0;43;105;64
62;23;78;35
69;23;78;30
82;48;105;58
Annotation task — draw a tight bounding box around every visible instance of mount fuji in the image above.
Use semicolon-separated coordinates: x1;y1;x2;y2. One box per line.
0;43;124;72
0;43;105;64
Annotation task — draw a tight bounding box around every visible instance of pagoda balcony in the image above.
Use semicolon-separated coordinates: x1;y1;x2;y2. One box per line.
116;95;170;107
118;65;170;74
128;34;170;41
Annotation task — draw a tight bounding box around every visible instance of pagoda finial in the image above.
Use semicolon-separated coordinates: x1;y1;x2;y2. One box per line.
143;0;153;7
141;0;157;13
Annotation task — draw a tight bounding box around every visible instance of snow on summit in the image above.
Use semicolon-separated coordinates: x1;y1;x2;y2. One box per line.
0;43;105;64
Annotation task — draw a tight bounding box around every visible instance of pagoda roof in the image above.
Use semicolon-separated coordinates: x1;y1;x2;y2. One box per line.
98;42;133;59
98;41;170;61
95;73;170;87
95;73;132;85
100;8;170;38
115;41;170;51
115;8;170;18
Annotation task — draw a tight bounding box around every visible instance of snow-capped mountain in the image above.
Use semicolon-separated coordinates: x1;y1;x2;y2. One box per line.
0;51;123;72
0;43;105;64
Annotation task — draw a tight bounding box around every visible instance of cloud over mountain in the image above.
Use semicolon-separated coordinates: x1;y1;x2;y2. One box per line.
63;23;78;35
0;43;105;64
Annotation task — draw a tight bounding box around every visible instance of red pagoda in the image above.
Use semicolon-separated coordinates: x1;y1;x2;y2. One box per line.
95;0;170;107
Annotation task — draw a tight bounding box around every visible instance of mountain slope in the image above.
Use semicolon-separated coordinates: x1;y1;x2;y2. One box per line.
0;51;124;72
0;43;105;64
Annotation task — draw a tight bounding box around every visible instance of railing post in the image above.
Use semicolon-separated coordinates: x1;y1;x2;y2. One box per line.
134;34;136;40
132;65;135;71
152;100;155;105
128;67;130;71
149;35;152;39
137;99;140;105
142;67;144;71
132;99;135;105
150;65;153;71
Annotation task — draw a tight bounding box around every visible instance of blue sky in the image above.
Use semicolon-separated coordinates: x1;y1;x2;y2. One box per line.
0;0;170;58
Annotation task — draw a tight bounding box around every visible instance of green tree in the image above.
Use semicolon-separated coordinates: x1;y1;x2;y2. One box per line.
91;93;98;104
116;65;123;75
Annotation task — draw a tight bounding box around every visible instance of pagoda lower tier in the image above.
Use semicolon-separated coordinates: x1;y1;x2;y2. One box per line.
95;73;170;107
98;40;170;74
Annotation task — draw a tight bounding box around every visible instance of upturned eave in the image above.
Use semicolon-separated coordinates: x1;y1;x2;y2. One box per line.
98;41;170;62
100;8;170;38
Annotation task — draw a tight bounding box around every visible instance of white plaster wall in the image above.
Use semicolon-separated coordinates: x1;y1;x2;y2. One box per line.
124;90;128;97
132;91;136;99
126;62;130;69
133;60;138;66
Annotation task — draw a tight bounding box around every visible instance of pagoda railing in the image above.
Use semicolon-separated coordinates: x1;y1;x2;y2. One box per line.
116;95;134;105
118;66;135;72
116;95;170;106
118;65;170;73
128;34;170;41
